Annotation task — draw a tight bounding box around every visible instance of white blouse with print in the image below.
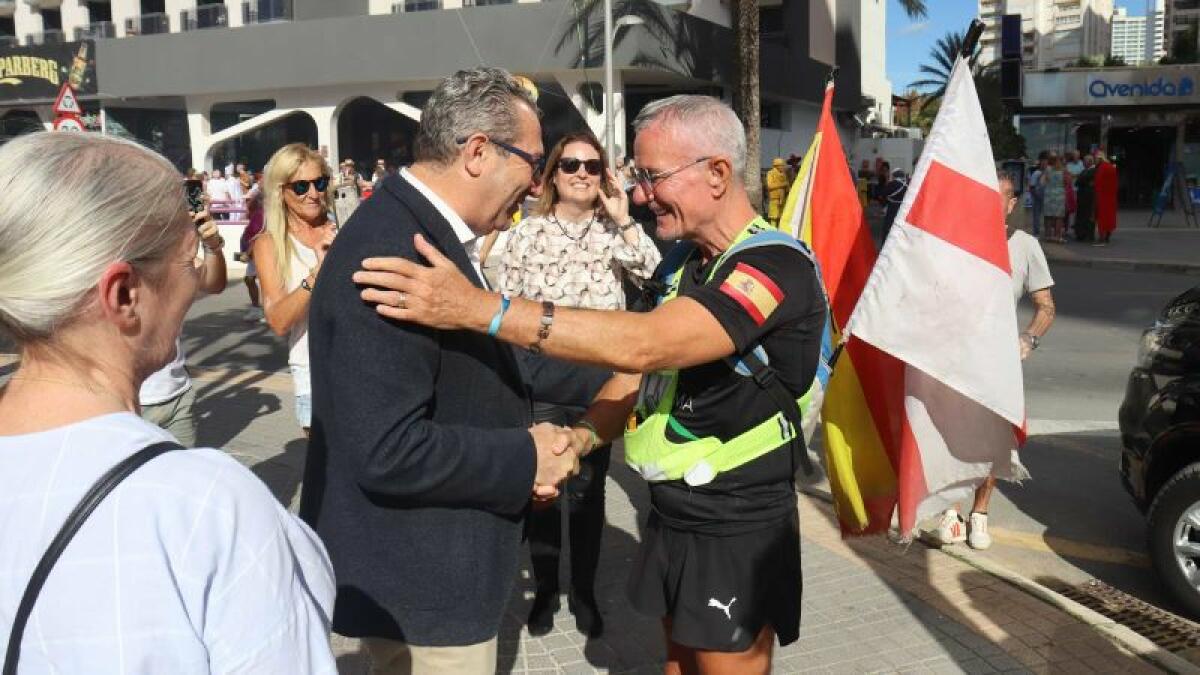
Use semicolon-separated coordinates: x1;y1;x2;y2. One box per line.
497;213;662;310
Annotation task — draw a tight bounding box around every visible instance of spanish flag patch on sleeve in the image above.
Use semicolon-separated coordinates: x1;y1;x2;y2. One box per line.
719;262;784;326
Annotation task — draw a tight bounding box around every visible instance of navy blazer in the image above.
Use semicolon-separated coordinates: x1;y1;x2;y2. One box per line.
300;173;537;646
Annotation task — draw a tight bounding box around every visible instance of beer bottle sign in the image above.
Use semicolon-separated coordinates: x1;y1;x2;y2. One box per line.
68;43;89;90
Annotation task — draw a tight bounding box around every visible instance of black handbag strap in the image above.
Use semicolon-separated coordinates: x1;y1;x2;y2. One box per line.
3;441;183;675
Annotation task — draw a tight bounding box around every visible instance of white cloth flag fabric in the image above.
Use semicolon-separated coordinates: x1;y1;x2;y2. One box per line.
843;54;1025;535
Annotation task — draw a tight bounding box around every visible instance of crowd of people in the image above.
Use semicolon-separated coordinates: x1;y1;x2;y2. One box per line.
1028;148;1119;246
1;64;1081;675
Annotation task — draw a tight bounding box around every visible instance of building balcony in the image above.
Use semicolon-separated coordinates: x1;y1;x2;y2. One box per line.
392;0;442;11
75;21;115;41
181;4;228;31
465;0;514;6
0;1;15;18
125;12;169;35
22;0;61;9
25;28;64;45
244;0;293;24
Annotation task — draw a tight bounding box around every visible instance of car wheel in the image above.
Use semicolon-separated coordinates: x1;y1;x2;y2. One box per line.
1148;462;1200;618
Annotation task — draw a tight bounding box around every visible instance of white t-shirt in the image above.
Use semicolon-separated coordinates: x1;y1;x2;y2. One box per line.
226;176;245;205
0;413;337;673
1008;229;1055;302
139;338;190;406
206;178;230;202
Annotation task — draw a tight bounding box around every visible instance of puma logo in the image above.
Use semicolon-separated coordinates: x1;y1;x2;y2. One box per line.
707;596;737;620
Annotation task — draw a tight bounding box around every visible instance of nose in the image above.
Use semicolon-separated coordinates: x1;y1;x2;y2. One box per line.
528;174;544;198
631;182;650;206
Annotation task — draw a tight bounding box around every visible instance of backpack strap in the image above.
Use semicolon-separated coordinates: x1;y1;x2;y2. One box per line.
3;441;184;675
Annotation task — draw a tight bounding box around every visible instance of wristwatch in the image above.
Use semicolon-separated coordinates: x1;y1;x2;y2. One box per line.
617;220;637;232
202;236;225;253
300;277;314;292
1022;332;1039;350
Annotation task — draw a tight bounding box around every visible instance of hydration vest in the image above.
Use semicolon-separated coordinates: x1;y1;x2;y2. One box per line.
623;218;833;486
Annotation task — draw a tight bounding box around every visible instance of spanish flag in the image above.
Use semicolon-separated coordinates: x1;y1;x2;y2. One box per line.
779;83;904;535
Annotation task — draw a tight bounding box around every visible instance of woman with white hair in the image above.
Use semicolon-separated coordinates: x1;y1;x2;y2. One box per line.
0;132;336;672
252;143;336;434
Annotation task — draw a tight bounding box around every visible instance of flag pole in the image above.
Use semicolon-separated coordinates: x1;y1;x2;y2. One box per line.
961;19;985;60
825;66;839;87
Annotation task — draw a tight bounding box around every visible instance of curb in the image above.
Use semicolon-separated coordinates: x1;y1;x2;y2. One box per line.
1045;255;1200;276
797;486;1199;674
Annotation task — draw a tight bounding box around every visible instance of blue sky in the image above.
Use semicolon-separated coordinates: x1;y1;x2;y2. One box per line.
885;0;1143;93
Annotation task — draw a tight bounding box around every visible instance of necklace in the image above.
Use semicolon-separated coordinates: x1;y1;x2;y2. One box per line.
6;375;130;409
549;208;597;243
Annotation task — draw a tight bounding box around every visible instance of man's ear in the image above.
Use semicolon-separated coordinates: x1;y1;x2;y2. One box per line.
96;261;141;333
461;134;489;179
708;157;732;198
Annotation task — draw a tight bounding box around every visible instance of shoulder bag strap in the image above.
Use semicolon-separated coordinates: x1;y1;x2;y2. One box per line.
3;441;184;675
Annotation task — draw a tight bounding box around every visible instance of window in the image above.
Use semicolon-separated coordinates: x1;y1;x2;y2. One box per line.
760;7;786;46
41;9;62;31
761;102;785;131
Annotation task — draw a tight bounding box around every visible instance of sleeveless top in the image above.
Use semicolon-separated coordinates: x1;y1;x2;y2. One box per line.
286;234;318;394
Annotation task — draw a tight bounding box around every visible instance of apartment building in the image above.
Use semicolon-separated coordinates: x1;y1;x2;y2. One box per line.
978;0;1114;70
1112;6;1148;64
0;0;889;177
1147;0;1167;62
1165;0;1200;57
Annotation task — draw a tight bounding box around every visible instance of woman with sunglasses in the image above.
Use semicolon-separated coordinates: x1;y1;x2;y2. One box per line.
252;143;336;434
498;130;661;638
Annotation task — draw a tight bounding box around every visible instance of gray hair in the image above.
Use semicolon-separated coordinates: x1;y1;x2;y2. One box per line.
0;132;190;343
414;67;538;165
633;95;747;181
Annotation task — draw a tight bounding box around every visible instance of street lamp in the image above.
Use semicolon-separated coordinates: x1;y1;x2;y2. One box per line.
604;6;644;169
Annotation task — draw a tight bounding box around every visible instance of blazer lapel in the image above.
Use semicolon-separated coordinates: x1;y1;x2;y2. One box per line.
383;174;529;400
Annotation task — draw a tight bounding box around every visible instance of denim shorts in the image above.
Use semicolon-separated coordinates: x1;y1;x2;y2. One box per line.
295;393;312;428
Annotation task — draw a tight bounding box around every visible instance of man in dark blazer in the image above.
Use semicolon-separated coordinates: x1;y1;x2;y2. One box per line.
300;67;582;673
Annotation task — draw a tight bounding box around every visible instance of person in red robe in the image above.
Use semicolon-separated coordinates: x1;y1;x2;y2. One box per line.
1094;151;1118;246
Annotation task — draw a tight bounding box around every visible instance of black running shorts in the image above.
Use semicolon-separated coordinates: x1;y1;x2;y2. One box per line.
626;510;802;652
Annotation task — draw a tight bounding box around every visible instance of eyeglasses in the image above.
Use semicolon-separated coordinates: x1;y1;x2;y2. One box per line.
558;157;604;176
456;136;545;178
284;176;330;196
632;157;711;200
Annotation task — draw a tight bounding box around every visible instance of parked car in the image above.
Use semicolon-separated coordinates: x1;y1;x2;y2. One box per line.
1119;284;1200;615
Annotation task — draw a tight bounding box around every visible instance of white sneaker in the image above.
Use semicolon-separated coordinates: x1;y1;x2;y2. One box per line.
920;508;967;547
968;512;992;550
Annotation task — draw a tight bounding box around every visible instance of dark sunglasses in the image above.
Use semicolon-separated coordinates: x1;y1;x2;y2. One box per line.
456;136;546;178
558;157;604;176
284;176;330;196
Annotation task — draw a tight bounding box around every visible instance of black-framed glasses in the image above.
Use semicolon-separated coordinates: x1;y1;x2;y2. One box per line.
284;176;330;196
632;157;711;199
456;136;545;178
558;157;604;176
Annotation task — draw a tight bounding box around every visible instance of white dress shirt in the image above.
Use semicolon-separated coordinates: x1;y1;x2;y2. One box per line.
400;168;488;289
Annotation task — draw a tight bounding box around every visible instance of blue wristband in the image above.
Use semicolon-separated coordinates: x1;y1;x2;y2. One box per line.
487;294;511;337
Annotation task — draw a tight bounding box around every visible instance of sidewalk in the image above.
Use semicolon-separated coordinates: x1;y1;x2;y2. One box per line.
186;363;1180;674
1024;209;1200;276
4;291;1187;673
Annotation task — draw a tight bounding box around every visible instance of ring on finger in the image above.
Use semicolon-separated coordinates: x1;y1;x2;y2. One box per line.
397;292;407;309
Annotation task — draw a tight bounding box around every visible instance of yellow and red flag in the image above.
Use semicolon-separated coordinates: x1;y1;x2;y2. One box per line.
779;83;904;535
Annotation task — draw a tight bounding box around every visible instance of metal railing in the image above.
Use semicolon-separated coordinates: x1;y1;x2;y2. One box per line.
25;29;65;46
466;0;514;6
243;0;293;24
181;4;228;31
74;21;115;41
392;0;443;11
125;12;170;36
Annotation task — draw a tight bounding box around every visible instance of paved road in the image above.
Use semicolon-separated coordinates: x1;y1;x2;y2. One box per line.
968;265;1198;616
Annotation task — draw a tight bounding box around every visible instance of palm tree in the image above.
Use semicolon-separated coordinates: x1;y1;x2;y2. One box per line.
733;0;761;207
909;31;980;110
898;0;928;19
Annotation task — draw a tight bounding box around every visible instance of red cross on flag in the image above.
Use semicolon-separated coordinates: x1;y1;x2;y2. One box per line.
843;53;1025;537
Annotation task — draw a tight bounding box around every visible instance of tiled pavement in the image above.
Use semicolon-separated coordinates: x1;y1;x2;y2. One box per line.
2;306;1173;674
195;363;1164;673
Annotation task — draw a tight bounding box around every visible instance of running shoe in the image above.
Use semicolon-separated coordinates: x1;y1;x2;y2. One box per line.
968;512;992;550
919;508;967;547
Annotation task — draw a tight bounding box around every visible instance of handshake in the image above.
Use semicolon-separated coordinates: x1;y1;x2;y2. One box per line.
528;422;592;502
